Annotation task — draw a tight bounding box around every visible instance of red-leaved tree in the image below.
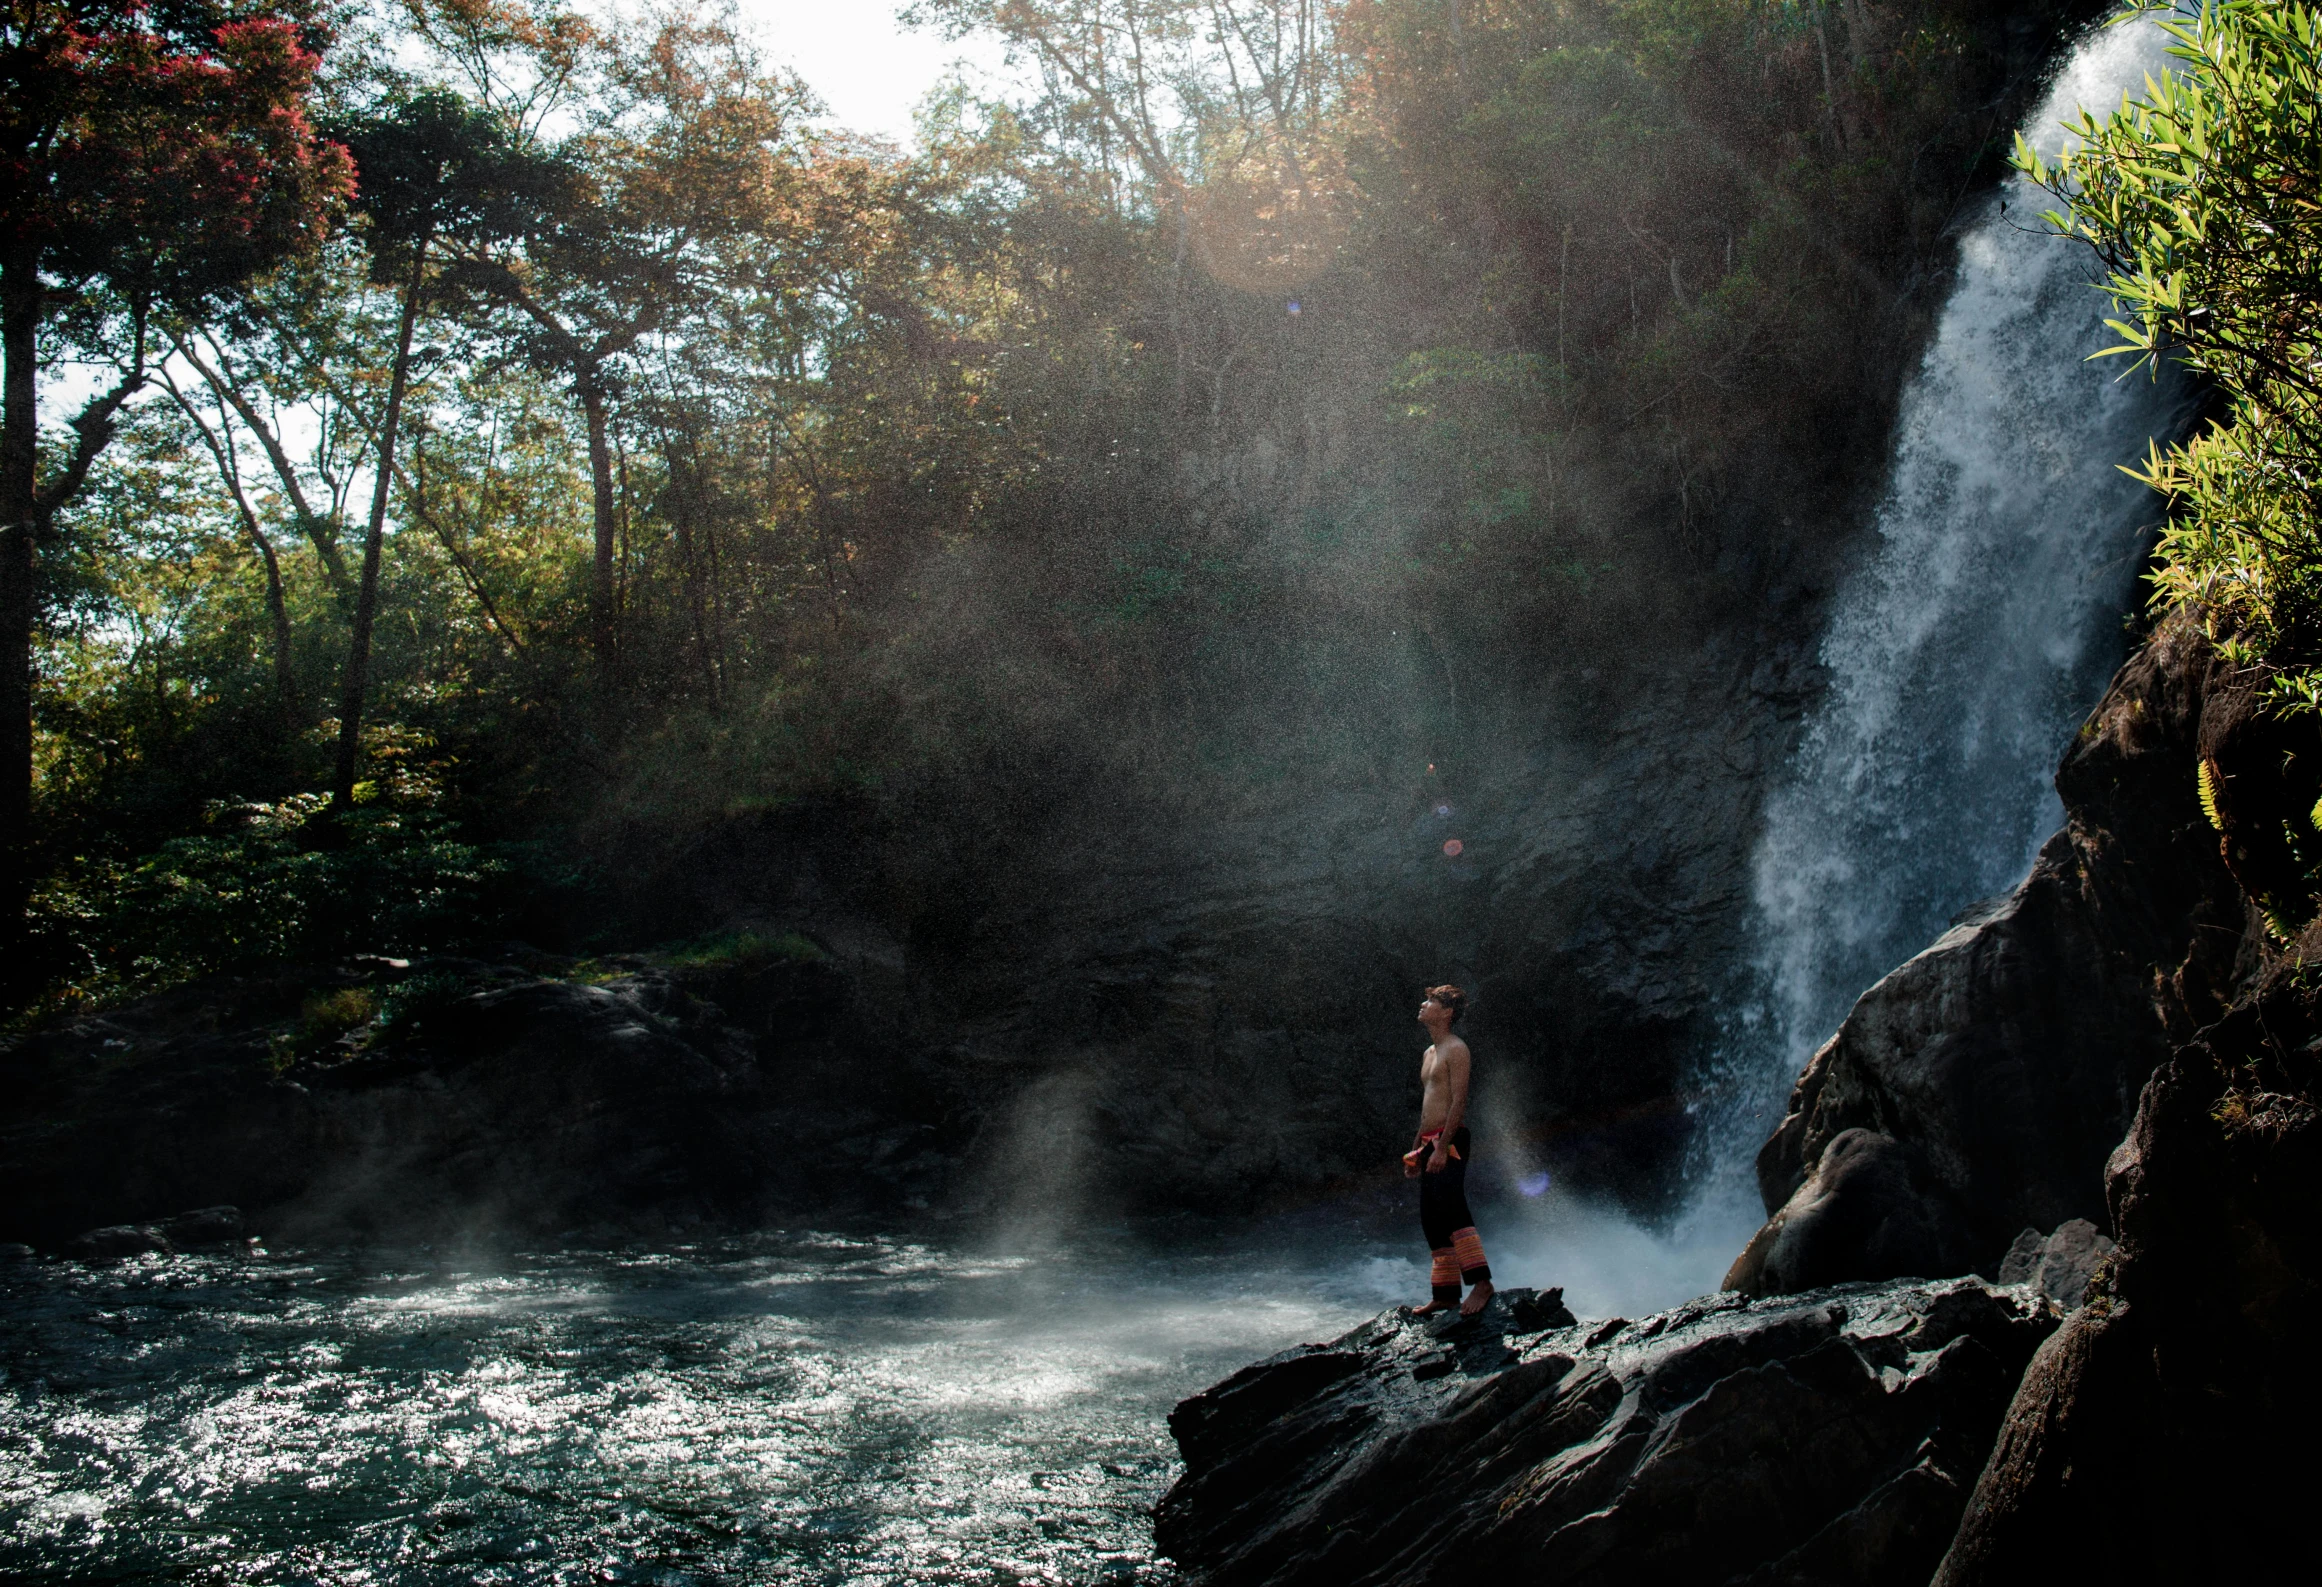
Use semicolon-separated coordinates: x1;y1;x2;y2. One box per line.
0;0;351;924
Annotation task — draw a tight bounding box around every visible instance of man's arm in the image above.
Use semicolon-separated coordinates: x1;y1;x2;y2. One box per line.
1406;1051;1435;1176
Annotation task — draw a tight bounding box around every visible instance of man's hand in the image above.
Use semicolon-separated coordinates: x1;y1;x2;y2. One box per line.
1425;1146;1450;1174
1403;1154;1421;1178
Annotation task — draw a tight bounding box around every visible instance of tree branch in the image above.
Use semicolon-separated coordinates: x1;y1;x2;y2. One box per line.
403;439;527;654
34;327;148;529
171;327;352;594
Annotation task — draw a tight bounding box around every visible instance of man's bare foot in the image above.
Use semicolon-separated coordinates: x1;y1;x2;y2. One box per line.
1411;1299;1456;1316
1459;1280;1495;1318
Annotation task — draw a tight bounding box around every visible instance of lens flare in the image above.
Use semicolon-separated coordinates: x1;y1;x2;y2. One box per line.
1518;1172;1552;1197
1442;839;1464;858
1434;803;1451;818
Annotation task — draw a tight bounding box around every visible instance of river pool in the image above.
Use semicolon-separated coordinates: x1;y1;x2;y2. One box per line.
0;1227;1420;1585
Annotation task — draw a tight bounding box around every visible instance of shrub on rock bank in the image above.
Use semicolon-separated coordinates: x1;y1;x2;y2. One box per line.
2023;0;2322;934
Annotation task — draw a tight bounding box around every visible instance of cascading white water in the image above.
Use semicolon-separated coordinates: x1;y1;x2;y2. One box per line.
1695;17;2197;1226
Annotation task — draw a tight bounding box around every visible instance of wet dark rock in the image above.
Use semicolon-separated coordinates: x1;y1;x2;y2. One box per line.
1937;962;2322;1582
1725;1128;1977;1294
160;1206;247;1245
1993;1218;2111;1311
1156;1277;2054;1586
64;1206;244;1261
1506;1285;1578;1333
1735;618;2258;1293
67;1224;175;1261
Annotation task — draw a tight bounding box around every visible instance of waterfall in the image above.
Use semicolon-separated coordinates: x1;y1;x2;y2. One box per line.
1697;17;2197;1222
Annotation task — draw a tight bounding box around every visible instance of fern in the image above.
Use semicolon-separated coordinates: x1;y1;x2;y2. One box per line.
2198;758;2226;832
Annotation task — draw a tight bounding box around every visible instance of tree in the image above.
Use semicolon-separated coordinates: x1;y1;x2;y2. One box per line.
325;87;555;810
445;15;812;681
0;0;349;919
155;363;303;729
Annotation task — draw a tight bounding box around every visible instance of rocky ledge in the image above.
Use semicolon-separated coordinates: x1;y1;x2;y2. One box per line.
1157;1277;2056;1587
0;945;968;1248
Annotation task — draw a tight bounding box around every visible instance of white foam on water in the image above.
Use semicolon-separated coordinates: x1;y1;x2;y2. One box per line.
1482;1190;1757;1318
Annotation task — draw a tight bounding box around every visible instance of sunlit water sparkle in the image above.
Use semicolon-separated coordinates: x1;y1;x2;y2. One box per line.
0;1233;1412;1585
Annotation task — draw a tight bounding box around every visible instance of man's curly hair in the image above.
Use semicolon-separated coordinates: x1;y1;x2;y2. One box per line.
1425;984;1466;1025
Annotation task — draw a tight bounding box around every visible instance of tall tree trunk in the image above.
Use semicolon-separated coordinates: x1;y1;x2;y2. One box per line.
581;376;618;680
1;248;41;927
243;500;302;733
665;432;716;707
332;252;425;813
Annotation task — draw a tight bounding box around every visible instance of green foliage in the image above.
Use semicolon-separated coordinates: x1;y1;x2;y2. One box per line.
2019;2;2322;688
659;929;826;970
2020;2;2322;933
372;970;476;1042
265;983;379;1071
301;985;379;1037
327;88;567;278
26;795;522;1011
12;0;2119;1015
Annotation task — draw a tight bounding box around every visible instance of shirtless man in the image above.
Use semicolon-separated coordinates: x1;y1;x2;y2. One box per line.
1405;984;1494;1318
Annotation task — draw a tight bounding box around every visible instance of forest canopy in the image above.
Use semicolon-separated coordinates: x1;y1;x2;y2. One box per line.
5;0;2101;1016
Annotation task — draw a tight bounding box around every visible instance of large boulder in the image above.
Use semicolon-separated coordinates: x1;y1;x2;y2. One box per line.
1731;618;2255;1293
1724;1127;1981;1293
1935;957;2322;1582
1155;1278;2055;1586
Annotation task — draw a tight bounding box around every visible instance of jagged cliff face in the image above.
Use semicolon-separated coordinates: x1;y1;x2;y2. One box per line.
1936;954;2322;1581
1707;611;2322;1575
1728;616;2258;1293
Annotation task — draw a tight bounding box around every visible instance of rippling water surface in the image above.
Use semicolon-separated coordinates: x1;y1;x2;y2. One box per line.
0;1230;1411;1585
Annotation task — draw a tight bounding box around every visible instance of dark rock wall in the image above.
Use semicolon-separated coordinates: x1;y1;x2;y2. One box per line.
956;621;1827;1216
604;614;1827;1222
